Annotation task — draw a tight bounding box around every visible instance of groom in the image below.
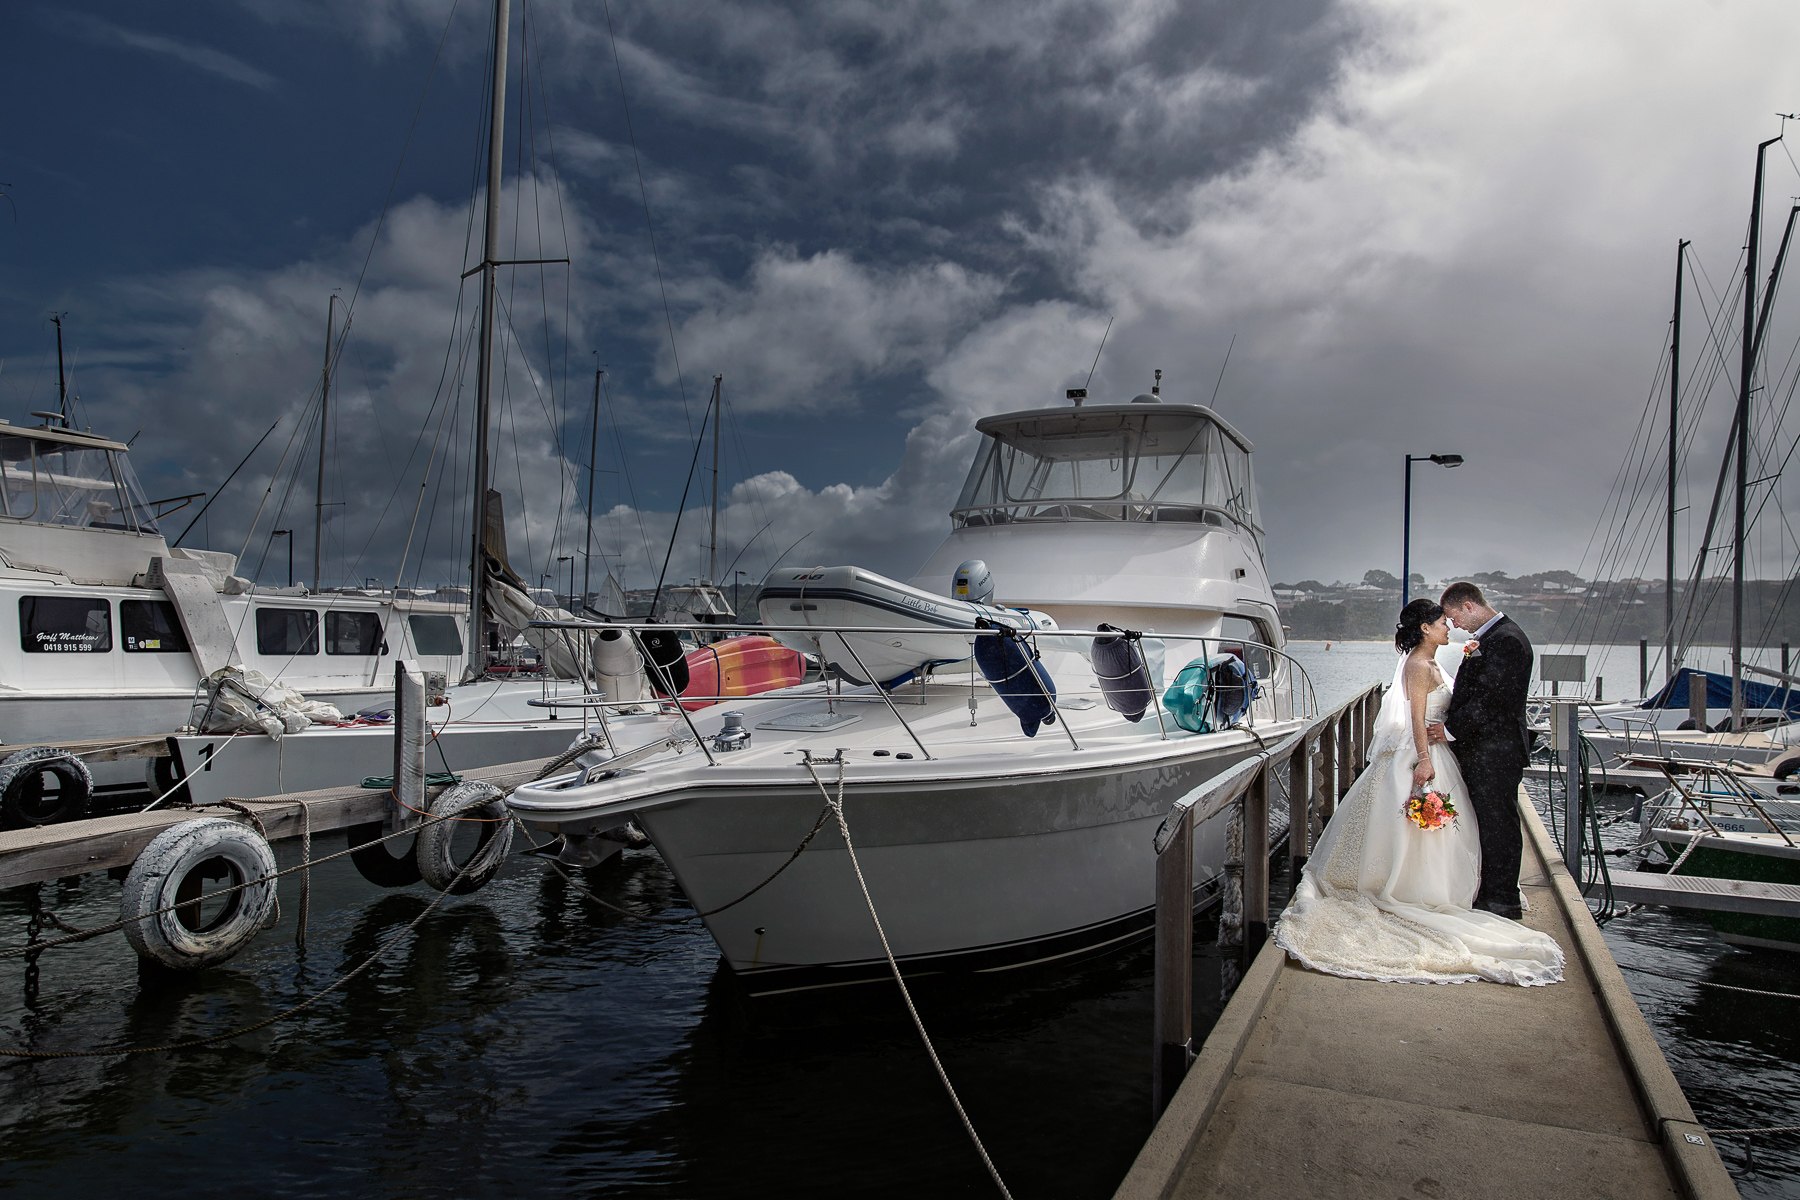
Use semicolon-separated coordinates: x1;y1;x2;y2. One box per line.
1429;582;1534;918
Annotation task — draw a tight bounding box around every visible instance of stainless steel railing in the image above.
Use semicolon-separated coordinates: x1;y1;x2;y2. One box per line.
524;617;1320;765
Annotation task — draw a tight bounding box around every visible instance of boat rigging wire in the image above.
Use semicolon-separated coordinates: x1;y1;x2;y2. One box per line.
648;377;721;613
173;413;284;546
1085;315;1113;389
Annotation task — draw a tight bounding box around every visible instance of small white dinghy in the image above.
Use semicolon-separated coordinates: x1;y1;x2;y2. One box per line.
755;565;1055;685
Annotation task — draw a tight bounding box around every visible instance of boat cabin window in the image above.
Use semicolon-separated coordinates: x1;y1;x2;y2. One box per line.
326;611;386;656
256;608;319;656
0;433;160;534
1219;615;1273;679
19;596;112;653
121;599;189;653
953;408;1260;544
408;614;463;656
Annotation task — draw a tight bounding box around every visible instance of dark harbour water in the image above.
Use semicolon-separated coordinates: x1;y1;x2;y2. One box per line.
0;641;1794;1197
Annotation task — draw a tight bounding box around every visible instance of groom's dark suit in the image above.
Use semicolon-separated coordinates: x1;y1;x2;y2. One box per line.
1441;615;1534;909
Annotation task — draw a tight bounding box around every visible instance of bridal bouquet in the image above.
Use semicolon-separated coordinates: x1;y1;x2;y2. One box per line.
1404;787;1458;831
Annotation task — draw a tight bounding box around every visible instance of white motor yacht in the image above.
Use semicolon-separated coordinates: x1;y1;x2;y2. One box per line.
509;384;1318;994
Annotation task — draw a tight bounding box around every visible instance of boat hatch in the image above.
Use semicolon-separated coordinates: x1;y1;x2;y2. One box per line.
953;404;1260;544
0;429;162;535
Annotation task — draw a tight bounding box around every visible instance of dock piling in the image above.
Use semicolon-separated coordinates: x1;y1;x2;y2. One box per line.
1557;700;1583;882
1288;735;1310;875
1152;802;1194;1116
1242;768;1269;967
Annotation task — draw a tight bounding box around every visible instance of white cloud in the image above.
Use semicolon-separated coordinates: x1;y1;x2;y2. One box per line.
57;12;277;89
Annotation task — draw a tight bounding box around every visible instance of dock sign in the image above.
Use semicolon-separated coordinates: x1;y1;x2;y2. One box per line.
1540;654;1587;684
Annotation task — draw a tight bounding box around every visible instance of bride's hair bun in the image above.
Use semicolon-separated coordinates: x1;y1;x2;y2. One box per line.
1395;598;1443;653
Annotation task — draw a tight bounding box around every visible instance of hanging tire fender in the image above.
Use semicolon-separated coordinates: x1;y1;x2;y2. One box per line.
346;821;424;888
414;781;514;895
121;817;277;970
0;745;93;828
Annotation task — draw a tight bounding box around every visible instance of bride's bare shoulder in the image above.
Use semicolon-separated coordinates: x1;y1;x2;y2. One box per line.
1402;653;1435;690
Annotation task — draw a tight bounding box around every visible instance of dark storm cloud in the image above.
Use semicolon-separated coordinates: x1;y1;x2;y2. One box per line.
17;0;1798;600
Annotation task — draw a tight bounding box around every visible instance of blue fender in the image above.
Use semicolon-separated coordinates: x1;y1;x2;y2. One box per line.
973;621;1058;737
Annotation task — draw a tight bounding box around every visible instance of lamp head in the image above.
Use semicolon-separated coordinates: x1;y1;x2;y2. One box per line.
1429;454;1464;468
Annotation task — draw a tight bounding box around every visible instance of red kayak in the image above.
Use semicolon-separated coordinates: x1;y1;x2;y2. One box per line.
679;635;806;711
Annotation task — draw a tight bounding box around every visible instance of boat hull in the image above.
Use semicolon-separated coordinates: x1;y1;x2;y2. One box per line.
636;740;1257;993
170;721;580;804
1654;833;1800;952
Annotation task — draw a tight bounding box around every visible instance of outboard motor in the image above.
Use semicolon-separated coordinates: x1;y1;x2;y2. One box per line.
953;559;993;605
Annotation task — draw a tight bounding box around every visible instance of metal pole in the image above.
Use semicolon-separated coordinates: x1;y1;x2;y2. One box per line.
1735;138;1780;729
468;0;513;675
1402;455;1413;607
709;375;722;585
1640;638;1648;699
52;314;67;424
1242;764;1269;968
1668;240;1686;682
1151;805;1193;1117
585;367;601;609
1561;701;1583;884
314;294;334;592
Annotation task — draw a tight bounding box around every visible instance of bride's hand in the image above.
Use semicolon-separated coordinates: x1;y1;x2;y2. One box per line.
1411;760;1435;792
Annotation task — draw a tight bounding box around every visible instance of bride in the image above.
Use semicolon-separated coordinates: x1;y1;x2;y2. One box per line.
1273;599;1564;986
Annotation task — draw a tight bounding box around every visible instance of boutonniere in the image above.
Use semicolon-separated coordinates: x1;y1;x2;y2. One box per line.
1462;639;1482;659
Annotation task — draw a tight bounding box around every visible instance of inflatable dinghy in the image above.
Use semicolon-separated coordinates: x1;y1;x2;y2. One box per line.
756;565;1054;686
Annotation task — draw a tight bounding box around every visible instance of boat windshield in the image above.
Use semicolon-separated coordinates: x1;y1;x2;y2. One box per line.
0;432;161;535
953;406;1260;544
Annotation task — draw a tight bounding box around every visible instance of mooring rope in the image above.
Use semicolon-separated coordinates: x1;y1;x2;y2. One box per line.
802;754;1015;1200
1617;961;1800;1000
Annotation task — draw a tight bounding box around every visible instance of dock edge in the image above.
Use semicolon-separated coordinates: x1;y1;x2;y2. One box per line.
1112;789;1739;1200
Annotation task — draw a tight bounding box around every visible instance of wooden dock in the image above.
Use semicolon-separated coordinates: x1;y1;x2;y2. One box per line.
1117;794;1738;1200
0;757;549;890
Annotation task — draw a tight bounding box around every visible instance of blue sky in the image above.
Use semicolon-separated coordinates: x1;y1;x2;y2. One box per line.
5;1;1800;597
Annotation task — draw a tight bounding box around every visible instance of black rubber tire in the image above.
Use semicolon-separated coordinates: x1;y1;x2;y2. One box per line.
1774;755;1800;782
145;754;181;798
121;818;276;970
0;746;93;828
346;821;424;888
415;781;514;895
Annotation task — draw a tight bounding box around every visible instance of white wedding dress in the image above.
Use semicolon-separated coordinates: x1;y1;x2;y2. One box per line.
1274;665;1564;987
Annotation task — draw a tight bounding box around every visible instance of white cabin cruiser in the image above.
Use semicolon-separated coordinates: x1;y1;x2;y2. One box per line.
0;415;617;819
509;387;1317;993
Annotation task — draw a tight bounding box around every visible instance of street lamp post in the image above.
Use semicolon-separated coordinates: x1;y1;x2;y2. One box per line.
271;530;293;588
1403;454;1464;607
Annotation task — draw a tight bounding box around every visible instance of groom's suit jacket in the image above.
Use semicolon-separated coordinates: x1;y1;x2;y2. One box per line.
1442;615;1534;762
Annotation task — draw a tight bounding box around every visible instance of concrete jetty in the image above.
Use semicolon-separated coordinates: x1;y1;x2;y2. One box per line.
1116;796;1738;1200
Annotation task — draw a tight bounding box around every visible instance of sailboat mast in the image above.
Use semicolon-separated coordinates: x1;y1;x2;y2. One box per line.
468;0;512;673
585;366;601;610
51;314;67;425
1734;136;1781;728
709;375;721;585
314;293;334;592
1667;240;1686;682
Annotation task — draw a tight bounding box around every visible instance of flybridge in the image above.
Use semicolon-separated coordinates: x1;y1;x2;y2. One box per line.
0;422;161;535
952;403;1261;544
